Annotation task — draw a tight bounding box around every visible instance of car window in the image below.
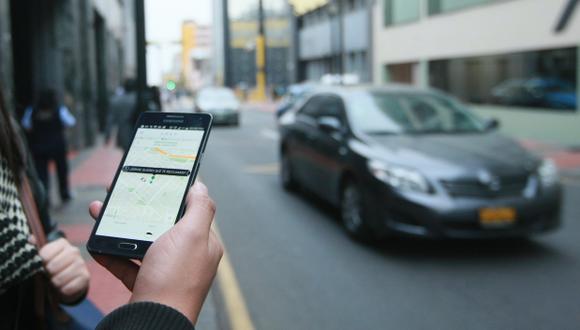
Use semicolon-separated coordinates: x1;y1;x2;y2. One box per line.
319;96;345;122
299;96;324;118
346;91;486;134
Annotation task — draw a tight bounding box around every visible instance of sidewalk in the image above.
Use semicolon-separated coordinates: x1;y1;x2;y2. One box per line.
49;141;222;329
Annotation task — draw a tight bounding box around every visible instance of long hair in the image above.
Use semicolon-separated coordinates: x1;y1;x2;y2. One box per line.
0;87;24;185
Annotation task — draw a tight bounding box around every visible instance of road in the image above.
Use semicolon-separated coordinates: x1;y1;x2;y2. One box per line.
201;108;580;330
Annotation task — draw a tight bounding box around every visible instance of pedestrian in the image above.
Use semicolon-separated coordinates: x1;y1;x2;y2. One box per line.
0;88;90;329
2;87;223;329
22;89;76;204
106;79;138;151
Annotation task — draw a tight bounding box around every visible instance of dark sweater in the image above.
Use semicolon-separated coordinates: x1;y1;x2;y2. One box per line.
97;302;195;330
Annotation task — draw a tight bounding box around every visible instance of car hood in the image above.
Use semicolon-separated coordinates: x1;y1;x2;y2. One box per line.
363;133;540;179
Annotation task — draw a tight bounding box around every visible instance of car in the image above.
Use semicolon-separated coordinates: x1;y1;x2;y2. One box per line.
279;85;562;241
195;87;240;126
491;77;577;110
276;83;316;118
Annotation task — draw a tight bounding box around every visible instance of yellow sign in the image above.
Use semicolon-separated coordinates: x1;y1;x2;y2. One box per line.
289;0;329;15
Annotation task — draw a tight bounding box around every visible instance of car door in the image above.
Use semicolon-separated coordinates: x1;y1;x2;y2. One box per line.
307;95;349;204
290;96;324;186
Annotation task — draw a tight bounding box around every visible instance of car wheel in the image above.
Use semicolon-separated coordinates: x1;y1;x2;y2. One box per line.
341;179;371;241
281;151;298;191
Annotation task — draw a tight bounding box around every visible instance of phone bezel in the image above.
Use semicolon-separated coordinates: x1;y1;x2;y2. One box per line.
87;112;213;260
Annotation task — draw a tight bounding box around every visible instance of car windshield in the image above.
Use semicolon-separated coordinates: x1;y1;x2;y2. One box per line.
346;91;486;135
198;88;238;103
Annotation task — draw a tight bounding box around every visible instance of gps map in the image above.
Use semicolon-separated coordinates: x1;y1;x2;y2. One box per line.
97;126;204;241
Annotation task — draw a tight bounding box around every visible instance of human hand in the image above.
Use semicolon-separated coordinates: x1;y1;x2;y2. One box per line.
88;181;223;324
39;238;90;304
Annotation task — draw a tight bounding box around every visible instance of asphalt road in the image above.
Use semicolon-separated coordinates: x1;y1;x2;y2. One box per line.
201;109;580;330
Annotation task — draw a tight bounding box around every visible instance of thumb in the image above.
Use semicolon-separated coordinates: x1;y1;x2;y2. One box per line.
89;201;103;220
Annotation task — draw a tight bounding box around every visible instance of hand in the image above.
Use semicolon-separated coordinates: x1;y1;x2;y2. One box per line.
39;238;90;304
88;182;224;324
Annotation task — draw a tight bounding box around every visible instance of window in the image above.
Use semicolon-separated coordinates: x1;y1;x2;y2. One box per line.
384;0;421;26
428;0;497;15
300;96;324;118
319;96;345;121
429;47;578;111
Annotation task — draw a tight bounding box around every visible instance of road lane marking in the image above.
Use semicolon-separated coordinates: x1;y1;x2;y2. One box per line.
243;163;279;175
214;225;255;330
260;129;279;141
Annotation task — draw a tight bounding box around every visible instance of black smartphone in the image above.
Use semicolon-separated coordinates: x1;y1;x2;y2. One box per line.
87;112;213;259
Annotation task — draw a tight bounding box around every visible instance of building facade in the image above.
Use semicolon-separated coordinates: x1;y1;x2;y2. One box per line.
213;0;293;92
373;0;580;146
295;0;373;83
0;0;137;148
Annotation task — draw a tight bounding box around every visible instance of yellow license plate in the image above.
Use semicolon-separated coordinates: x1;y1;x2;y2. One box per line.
479;207;517;227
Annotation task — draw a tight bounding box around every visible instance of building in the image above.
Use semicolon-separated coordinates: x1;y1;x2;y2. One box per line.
213;0;293;93
373;0;580;146
0;0;137;148
293;0;373;83
181;21;213;90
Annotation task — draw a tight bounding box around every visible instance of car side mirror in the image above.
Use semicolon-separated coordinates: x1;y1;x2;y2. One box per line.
317;116;343;133
485;118;500;131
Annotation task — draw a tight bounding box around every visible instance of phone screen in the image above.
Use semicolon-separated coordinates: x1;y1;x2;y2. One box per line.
96;124;205;242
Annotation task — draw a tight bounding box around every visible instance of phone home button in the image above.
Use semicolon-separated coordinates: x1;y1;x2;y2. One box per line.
118;243;138;251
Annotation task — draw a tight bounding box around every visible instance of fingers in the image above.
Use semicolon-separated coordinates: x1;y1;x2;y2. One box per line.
89;201;103;220
50;257;88;289
39;238;68;264
92;254;140;291
179;181;216;236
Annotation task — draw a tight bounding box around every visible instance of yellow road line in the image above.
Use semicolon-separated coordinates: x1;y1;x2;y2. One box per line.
214;225;255;330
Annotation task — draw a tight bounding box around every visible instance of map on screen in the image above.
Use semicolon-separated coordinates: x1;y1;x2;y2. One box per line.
97;127;204;241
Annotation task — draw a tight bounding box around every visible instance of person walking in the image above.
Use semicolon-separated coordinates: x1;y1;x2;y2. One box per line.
106;79;138;151
22;89;76;204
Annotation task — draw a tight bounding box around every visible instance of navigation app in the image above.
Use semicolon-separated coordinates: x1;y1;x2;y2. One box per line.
97;126;204;241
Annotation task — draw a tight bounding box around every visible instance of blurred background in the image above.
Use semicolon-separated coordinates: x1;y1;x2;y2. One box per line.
0;0;579;329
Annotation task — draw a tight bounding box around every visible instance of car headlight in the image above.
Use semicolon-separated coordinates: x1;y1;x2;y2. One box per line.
368;160;432;194
538;158;559;187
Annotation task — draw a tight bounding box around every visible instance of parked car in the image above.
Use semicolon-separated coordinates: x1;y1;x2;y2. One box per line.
195;87;240;126
279;85;562;241
491;78;577;110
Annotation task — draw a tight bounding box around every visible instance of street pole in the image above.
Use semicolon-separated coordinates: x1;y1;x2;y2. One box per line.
135;0;148;114
223;0;232;87
255;0;267;101
337;0;344;78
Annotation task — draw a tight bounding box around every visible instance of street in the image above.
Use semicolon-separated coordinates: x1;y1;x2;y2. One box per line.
202;108;580;330
49;106;580;330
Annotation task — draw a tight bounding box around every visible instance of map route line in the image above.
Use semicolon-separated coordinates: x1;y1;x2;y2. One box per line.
152;147;197;161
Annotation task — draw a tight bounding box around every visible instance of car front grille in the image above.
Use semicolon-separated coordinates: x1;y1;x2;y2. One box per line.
441;176;530;198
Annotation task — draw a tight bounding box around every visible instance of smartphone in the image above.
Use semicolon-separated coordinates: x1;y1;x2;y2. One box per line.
87;112;213;259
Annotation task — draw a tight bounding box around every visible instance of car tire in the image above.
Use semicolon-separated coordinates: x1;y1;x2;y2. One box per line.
281;151;298;191
341;179;372;242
